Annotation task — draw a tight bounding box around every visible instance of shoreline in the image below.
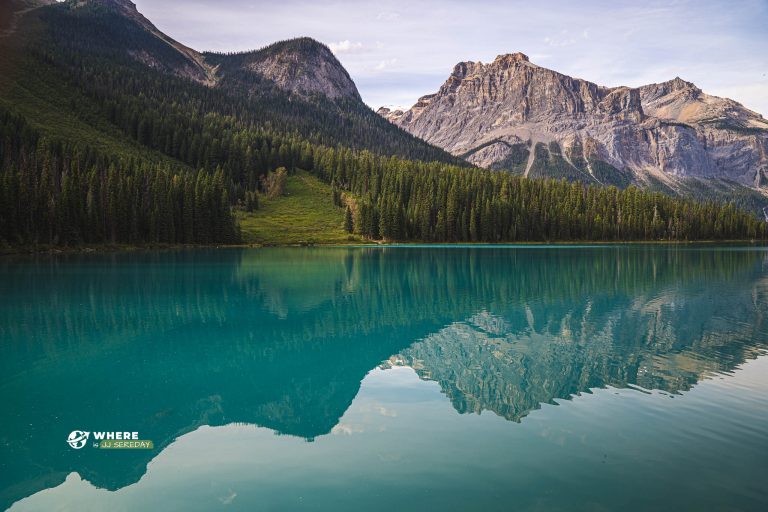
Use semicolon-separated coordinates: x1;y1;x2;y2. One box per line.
2;239;766;256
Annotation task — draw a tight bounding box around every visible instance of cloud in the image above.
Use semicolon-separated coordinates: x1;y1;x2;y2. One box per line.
328;40;364;54
543;36;575;47
377;406;398;417
331;423;365;435
543;29;578;48
375;58;398;71
218;491;237;505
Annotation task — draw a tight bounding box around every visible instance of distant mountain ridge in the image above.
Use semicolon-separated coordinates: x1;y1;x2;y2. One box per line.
379;53;768;200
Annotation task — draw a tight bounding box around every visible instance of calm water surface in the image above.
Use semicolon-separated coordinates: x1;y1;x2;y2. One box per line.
1;246;767;511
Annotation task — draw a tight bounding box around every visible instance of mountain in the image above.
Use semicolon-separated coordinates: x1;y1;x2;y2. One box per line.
0;0;455;162
379;53;768;203
0;0;461;247
0;0;764;248
206;38;361;101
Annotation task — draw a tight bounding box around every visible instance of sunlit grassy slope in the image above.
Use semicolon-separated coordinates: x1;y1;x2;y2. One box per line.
237;171;367;245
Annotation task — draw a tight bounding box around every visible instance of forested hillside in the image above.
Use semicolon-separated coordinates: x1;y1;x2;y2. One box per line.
0;108;238;245
0;0;765;247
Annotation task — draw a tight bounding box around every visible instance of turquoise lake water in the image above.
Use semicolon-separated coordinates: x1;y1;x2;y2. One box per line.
1;245;767;511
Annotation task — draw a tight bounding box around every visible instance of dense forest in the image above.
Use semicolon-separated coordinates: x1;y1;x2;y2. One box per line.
0;109;239;245
0;0;765;246
320;149;766;242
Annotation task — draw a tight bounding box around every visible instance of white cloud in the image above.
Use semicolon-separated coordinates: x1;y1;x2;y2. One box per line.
218;491;237;505
377;406;398;417
543;30;577;48
331;423;365;435
328;40;364;54
375;58;398;71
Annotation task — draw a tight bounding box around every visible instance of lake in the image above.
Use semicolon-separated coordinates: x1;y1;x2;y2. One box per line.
1;245;767;511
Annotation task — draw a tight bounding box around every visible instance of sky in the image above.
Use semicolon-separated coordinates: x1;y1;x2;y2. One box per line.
134;0;768;115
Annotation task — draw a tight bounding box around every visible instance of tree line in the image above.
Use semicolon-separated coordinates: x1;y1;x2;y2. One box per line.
312;147;767;242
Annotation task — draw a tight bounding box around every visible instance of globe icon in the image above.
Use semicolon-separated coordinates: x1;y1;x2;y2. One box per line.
67;430;90;449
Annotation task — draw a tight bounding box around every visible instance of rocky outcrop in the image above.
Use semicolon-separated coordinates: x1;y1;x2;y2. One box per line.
380;54;768;191
638;78;768;186
211;38;362;101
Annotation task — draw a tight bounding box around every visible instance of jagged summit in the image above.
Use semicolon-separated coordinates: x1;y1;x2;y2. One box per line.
380;53;768;190
668;76;698;90
449;52;533;79
494;52;530;64
638;76;766;130
640;76;701;104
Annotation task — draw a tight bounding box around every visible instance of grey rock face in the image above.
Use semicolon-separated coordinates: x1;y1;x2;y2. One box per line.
380;55;768;189
220;38;362;101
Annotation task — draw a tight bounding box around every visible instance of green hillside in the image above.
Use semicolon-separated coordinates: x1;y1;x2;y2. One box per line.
238;172;365;245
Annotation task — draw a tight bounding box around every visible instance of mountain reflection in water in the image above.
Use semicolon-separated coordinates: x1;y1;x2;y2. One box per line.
1;245;766;510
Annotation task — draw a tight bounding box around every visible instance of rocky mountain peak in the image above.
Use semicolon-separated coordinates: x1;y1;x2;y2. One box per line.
377;107;405;123
212;37;362;101
640;76;702;102
669;76;699;92
493;52;530;65
450;61;483;79
449;52;531;79
379;54;768;190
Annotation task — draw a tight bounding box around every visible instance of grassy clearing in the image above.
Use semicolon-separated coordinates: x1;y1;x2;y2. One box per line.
237;171;367;245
